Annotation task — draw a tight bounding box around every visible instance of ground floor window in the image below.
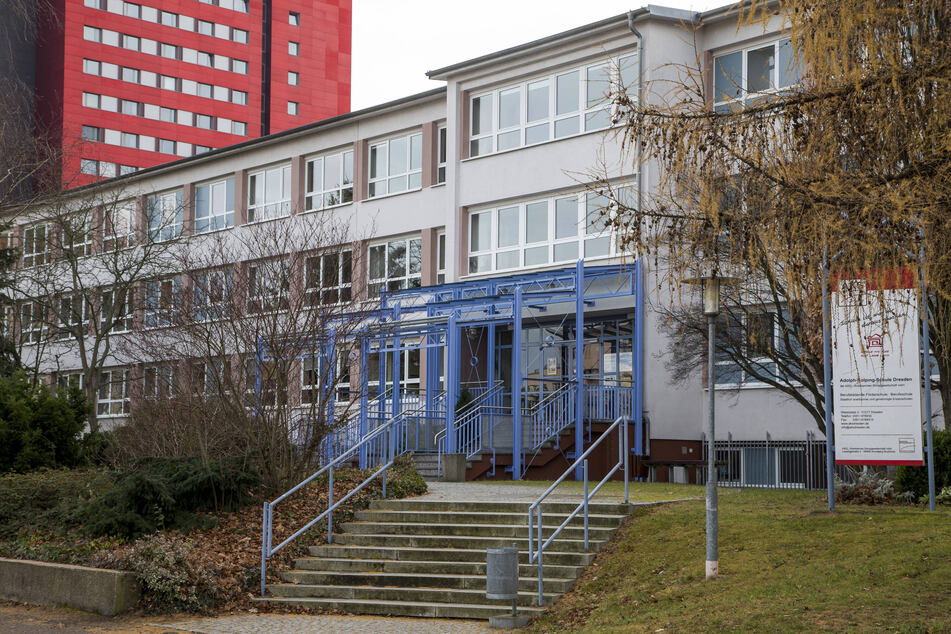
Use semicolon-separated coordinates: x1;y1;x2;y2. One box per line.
98;369;129;416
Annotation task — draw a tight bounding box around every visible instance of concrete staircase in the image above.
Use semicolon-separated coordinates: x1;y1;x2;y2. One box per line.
410;453;441;481
257;498;636;620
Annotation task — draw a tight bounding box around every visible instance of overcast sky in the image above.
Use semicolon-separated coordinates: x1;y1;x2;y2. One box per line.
351;0;728;110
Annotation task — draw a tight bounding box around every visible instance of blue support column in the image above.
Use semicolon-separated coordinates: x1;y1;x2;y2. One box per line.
634;259;645;456
487;320;496;456
446;312;459;454
512;288;523;479
425;307;437;413
359;335;369;469
574;259;585;480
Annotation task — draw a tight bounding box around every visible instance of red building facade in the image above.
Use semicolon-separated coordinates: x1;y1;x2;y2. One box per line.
35;0;351;186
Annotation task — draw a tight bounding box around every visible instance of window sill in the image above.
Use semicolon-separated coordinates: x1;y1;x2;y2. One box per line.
302;201;354;214
462;125;618;164
365;186;423;202
193;222;236;236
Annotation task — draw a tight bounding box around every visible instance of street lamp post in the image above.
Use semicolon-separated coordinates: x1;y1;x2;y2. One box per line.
683;270;738;580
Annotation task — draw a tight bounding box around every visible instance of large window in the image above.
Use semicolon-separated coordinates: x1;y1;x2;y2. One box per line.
103;201;135;251
368;237;422;298
193;269;232;322
713;38;801;111
436;232;446;284
714;308;798;386
58;295;89;340
19;302;43;344
469;53;637;157
302;348;351;404
97;369;130;417
248;165;291;221
22;224;49;267
145;277;181;327
61;214;93;258
195;177;235;233
147;190;183;242
248;260;289;313
305;250;352;306
143;365;175;399
305;150;354;210
368;133;422;198
100;287;134;333
467;187;633;274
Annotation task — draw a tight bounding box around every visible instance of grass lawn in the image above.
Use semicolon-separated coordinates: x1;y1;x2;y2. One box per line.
481;479;705;503
530;487;951;632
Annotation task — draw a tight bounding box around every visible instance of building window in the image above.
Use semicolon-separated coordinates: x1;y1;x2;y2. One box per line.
57;372;85;395
19;302;43;344
289;41;299;56
714;38;801;112
193;269;232;322
713;309;792;386
82;125;100;142
467;187;633;274
368;133;422;198
305;150;353;210
248;260;289;313
232;28;248;44
197;19;213;36
147;190;183;241
81;159;98;175
302;350;350;404
288;71;299;86
61;214;93;258
232;59;248;74
305;250;352;306
99;162;117;178
97;369;130;417
58;295;89;340
248;165;291;222
143;365;174;399
437;126;447;184
468;53;637;157
232;90;247;105
287;101;299;116
195;177;235;233
368;237;422;298
22;224;49;267
145;276;180;327
100;287;134;333
103;201;135;251
246;358;287;408
436;232;446;284
289;11;300;26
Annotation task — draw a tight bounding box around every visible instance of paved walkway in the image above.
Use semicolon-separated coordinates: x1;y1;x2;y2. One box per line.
409;480;627;502
159;614;493;633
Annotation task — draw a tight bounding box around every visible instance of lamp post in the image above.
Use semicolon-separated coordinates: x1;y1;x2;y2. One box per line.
683;270;739;580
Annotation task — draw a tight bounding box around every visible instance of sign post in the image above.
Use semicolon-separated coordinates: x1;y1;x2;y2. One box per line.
831;271;924;467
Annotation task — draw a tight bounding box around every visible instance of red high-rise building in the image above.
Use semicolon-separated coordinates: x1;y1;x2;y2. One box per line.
32;0;351;186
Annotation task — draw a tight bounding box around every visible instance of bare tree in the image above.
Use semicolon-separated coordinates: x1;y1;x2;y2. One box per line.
123;212;369;488
11;187;186;431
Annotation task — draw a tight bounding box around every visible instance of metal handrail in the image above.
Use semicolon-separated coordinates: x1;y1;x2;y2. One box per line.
527;415;629;606
434;381;505;472
260;400;421;596
527;382;575;450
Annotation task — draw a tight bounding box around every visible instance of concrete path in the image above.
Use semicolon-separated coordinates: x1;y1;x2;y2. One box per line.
159;614;493;633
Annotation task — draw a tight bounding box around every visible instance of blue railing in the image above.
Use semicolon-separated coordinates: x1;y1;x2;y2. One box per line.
583;384;635;422
527;415;629;606
527;382;575;450
436;382;505;475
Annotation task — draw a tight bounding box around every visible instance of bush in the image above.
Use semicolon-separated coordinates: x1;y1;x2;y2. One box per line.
0;468;112;537
895;429;951;500
834;471;904;505
81;456;259;539
0;373;89;472
113;534;235;613
387;454;428;498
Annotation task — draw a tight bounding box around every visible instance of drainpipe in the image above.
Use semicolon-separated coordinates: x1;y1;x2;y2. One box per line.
626;11;645;466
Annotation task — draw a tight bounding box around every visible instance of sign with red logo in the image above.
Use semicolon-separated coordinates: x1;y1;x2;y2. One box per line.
832;270;923;465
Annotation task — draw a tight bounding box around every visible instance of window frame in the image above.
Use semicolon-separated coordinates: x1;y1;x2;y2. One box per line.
247;165;291;222
22;223;49;267
100;286;134;333
247;259;290;313
145;276;181;328
147;190;183;242
305;150;354;211
195;177;235;233
713;37;800;112
97;369;130;417
367;237;422;298
367;132;423;199
304;249;352;306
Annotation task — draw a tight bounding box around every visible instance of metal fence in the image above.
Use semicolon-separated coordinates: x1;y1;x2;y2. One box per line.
698;432;857;490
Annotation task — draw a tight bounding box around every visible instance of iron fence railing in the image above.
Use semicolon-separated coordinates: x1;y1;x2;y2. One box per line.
698;431;857;490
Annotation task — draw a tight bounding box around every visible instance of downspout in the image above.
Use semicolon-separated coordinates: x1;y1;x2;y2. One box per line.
626;12;645;464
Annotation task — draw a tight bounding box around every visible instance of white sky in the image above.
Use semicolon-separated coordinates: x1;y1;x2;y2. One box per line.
351;0;728;110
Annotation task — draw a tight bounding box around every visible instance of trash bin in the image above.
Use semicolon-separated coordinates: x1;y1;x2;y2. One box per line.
486;546;530;628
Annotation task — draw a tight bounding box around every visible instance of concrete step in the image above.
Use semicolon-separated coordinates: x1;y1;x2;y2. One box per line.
353;509;627;527
307;545;596;566
292;556;583;579
339;521;617;541
253;596;545;619
266;583;557;607
278;570;575;593
331;533;604;552
369;499;638;515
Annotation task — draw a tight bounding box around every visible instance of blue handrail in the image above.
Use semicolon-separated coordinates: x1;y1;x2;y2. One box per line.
527;415;629;606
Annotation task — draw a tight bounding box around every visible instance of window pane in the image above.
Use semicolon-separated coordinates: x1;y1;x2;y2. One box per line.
714;51;742;102
584;109;611;131
554;116;579;138
497;130;520;151
409;134;422;171
778;38;801;88
524;245;548;266
388;241;406;277
496;250;519;270
526;123;549;145
553;242;578;262
369;245;385;279
586;63;611;107
497;206;518;248
409;239;421;274
371;145;385;179
525;201;548;243
471;94;493;136
499;87;520;129
388;136;407;176
527;80;549;122
556;70;580;115
747;44;775;94
585;236;610;257
555;197;578;239
324;153;341;190
586;193;609;234
471;212;491;252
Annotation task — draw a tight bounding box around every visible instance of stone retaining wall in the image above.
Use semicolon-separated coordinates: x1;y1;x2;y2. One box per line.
0;557;138;616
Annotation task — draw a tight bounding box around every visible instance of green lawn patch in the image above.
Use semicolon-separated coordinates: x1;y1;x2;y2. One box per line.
531;488;951;632
488;480;704;503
